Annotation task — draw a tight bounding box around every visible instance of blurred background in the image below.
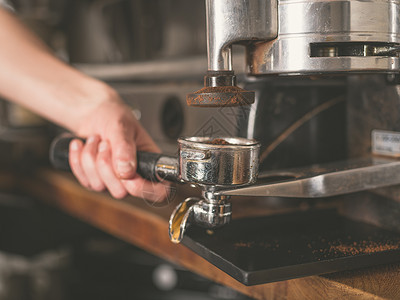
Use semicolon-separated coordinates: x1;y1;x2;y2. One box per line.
7;0;206;63
0;1;252;299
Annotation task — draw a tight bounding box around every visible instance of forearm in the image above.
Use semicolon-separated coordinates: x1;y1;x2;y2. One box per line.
0;8;117;133
0;8;169;200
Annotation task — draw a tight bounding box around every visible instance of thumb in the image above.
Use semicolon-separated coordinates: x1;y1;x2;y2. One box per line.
110;130;137;180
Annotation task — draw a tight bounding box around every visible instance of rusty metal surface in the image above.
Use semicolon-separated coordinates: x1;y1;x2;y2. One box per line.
186;86;255;107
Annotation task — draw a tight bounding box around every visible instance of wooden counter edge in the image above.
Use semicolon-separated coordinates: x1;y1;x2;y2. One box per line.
19;169;400;300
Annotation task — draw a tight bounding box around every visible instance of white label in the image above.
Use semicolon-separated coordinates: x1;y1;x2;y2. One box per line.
372;130;400;157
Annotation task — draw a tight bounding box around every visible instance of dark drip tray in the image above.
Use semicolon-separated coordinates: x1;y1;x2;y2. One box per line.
182;209;400;286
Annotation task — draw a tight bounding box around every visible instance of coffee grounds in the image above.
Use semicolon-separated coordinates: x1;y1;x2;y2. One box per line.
204;138;232;145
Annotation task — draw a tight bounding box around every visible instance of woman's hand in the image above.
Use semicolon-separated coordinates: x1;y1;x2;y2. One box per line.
68;88;169;201
0;9;169;201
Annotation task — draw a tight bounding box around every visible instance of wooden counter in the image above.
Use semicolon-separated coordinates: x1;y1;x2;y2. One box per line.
15;169;400;299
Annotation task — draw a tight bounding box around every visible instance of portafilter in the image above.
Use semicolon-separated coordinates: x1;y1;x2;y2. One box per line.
50;135;261;243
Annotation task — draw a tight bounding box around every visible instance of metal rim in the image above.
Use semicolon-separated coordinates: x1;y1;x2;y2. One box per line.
178;136;260;150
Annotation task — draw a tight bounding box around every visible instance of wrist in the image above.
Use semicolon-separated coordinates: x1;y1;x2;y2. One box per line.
63;78;122;133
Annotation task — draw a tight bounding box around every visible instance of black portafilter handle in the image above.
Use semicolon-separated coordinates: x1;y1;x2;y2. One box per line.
49;134;167;182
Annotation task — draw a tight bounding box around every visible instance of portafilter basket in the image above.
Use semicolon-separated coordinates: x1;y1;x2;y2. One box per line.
178;136;260;186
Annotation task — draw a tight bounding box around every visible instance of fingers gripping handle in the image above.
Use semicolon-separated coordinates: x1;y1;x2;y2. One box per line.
49;134;164;181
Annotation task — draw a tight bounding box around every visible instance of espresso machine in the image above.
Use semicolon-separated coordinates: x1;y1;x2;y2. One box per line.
51;0;400;286
171;0;400;285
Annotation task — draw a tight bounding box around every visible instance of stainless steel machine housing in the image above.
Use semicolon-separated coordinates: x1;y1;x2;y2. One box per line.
206;0;400;76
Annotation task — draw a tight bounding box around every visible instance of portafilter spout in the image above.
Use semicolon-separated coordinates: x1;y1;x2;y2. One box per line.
169;192;232;244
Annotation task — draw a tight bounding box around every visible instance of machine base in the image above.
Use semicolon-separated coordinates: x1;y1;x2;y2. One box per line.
182;209;400;286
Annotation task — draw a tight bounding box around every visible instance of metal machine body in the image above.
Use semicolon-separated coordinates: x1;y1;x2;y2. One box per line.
175;0;400;234
208;0;400;76
249;0;400;75
173;0;400;281
189;0;400;107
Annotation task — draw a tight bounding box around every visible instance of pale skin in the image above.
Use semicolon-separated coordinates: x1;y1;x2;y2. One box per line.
0;8;168;201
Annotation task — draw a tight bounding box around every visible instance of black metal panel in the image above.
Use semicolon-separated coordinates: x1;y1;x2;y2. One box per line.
239;78;347;172
182;209;400;286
